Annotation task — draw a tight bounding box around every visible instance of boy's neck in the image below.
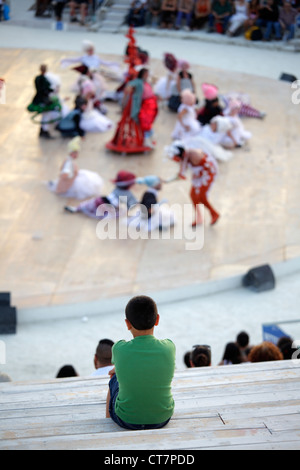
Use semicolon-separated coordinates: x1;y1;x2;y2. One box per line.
131;327;155;338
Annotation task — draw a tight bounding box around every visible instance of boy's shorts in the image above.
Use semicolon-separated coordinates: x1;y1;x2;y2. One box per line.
108;374;171;431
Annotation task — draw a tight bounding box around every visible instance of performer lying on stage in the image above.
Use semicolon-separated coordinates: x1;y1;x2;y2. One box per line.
133;175;176;231
166;141;220;226
64;170;137;219
48;136;103;200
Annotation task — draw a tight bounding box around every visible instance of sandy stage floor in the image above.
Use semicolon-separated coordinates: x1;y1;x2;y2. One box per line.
0;46;299;312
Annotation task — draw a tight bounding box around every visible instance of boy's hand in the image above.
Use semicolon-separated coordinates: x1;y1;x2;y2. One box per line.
109;367;115;377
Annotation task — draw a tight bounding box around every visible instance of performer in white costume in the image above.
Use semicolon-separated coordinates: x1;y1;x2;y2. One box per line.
60;40;120;76
223;98;252;147
154;53;178;102
172;89;201;141
133;175;176;232
48;136;103;200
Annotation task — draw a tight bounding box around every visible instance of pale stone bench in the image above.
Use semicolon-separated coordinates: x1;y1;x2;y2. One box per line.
1;360;300;450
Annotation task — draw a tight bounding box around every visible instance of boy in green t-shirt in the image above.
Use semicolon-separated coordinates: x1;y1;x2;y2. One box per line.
106;295;176;430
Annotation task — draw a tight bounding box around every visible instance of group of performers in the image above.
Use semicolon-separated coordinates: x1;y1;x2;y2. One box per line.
27;28;266;231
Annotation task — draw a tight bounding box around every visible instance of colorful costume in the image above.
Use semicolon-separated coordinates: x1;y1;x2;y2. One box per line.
60;40;120;77
223;99;252;146
106;29;156;154
172;89;201;140
166;142;219;225
133;175;176;231
64;171;137;219
107;69;158;153
154;53;178;101
28;65;61;138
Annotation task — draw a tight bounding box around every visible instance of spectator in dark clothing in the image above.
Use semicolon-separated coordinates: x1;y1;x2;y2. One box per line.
256;0;281;40
219;342;245;365
208;0;233;33
126;0;147;26
145;0;162;27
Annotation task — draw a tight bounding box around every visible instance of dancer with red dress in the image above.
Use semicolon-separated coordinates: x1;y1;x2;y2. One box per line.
106;28;158;154
166;141;220;226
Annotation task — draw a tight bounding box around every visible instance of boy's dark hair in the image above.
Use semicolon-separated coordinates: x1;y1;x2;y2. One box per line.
125;295;158;330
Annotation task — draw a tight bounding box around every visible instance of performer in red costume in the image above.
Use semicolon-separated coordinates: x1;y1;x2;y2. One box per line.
106;27;157;154
166;141;220;226
123;67;158;149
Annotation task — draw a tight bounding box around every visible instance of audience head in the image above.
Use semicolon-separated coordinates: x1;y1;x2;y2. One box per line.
248;341;283;363
190;345;211;368
183;351;192;368
236;331;250;350
125;295;158;331
222;342;244;364
56;365;78;378
94;339;114;369
277;336;294;360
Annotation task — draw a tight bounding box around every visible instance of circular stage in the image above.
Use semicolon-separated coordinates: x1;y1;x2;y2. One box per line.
1;47;300;310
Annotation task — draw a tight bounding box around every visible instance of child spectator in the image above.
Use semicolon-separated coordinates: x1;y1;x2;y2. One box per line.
106;295;176;430
91;339;115;377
